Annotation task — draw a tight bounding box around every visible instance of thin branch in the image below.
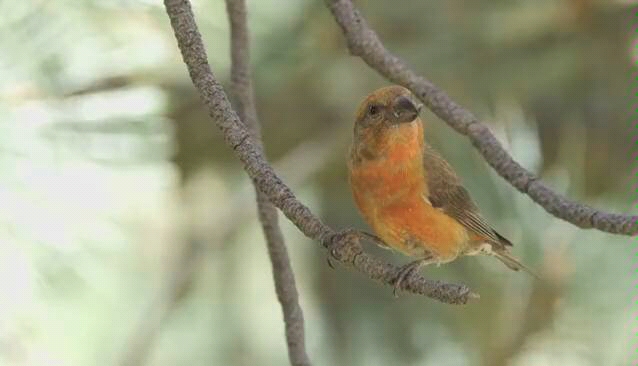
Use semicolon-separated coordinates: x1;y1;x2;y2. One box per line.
324;0;637;236
163;0;477;304
224;0;311;365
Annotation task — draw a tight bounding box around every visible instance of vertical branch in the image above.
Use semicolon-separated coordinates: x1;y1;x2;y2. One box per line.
224;1;311;365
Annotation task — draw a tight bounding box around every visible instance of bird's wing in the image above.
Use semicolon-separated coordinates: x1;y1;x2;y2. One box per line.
422;144;512;248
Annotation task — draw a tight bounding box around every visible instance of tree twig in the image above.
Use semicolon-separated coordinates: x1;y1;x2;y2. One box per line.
163;0;477;304
224;0;311;364
324;0;637;236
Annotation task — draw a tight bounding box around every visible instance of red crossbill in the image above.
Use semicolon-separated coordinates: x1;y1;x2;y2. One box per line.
347;86;537;293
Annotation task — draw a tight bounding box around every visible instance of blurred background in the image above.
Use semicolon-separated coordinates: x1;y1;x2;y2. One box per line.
0;0;635;365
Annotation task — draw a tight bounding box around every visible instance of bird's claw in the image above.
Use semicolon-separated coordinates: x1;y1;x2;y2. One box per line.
325;228;361;268
326;255;335;269
391;264;417;297
391;258;430;297
324;228;387;269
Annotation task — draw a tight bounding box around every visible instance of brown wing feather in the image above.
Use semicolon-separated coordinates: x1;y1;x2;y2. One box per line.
422;144;511;249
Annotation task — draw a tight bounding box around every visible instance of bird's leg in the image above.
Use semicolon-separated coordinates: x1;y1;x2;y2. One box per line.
326;228;389;269
392;255;436;297
357;231;389;249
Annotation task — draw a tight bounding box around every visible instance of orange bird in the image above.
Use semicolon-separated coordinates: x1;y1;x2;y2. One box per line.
347;86;536;292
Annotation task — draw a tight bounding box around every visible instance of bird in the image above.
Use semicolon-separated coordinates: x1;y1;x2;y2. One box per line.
346;85;537;294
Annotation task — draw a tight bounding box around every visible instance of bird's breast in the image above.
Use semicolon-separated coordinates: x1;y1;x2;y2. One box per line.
349;154;467;260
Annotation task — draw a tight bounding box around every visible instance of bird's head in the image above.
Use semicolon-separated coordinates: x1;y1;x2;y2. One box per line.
351;85;423;160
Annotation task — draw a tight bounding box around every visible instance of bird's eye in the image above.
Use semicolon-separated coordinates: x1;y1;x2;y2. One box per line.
368;104;380;116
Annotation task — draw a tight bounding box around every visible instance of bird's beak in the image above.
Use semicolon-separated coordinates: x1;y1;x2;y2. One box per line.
392;95;420;124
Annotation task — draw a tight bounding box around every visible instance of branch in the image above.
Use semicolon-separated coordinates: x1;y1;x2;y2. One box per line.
324;0;637;236
224;0;311;364
163;0;477;304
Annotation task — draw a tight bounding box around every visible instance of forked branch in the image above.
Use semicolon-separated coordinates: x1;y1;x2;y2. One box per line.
163;0;476;305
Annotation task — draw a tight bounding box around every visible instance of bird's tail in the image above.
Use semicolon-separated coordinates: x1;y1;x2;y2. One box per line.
492;249;540;280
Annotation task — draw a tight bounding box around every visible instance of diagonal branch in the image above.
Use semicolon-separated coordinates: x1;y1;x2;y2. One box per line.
163;0;477;305
324;0;637;236
224;0;311;364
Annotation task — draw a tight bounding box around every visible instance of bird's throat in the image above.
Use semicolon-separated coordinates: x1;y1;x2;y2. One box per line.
353;121;423;164
349;121;428;204
384;124;423;166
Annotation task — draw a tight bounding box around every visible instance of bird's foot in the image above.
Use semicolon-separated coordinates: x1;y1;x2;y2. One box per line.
391;256;434;297
325;228;364;269
326;228;390;269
